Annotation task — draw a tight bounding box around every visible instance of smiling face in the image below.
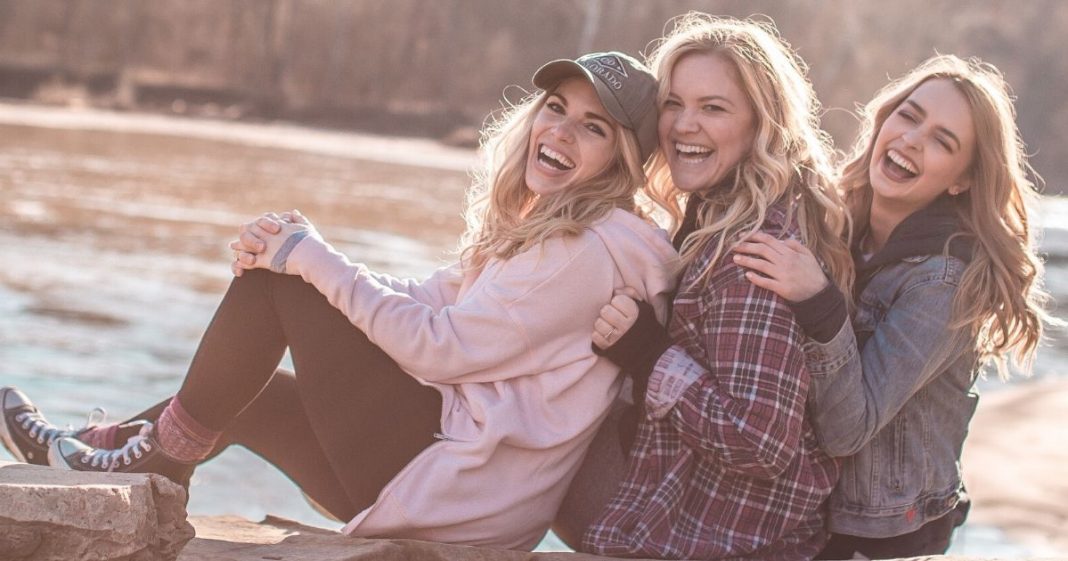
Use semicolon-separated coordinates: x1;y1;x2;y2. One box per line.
525;77;618;197
658;51;757;193
870;78;977;217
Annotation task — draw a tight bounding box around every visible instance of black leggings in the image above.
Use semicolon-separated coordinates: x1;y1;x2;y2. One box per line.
125;269;442;521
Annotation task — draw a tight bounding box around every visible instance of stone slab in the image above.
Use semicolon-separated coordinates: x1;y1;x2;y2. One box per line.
0;461;194;561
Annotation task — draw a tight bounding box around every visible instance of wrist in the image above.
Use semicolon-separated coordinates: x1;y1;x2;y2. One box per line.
270;229;314;274
788;282;847;344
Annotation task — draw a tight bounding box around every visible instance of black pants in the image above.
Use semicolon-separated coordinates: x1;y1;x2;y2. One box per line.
815;498;971;559
125;269;442;522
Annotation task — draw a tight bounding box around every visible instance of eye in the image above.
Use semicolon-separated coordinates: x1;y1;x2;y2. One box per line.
936;137;953;152
662;99;681;109
896;109;917;122
702;104;725;113
547;101;565;114
585;123;607;137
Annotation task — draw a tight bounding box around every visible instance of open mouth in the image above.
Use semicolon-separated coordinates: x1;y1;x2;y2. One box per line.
674;142;713;163
537;144;575;171
882;148;919;181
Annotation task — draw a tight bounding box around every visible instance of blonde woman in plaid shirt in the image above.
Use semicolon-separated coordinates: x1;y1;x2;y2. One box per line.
557;14;854;560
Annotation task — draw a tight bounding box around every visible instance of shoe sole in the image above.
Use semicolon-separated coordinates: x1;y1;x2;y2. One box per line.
0;388;29;463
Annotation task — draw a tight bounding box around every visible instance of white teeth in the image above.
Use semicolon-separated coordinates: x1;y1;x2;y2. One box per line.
887;149;918;175
675;142;712;155
539;145;575;169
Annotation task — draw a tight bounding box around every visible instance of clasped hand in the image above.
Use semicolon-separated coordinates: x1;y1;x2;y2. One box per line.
731;231;828;302
229;209;319;277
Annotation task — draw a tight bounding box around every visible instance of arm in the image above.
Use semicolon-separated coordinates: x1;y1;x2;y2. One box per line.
286;232;616;384
592;298;673;402
806;278;969;457
362;265;463;310
230;211;462;309
661;269;810;479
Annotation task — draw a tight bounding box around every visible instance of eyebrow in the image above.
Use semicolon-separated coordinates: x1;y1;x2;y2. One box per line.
697;95;734;107
904;99;962;150
551;92;613;127
665;92;736;108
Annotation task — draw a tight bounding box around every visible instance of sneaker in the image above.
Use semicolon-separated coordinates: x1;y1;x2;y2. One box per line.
0;386;107;465
48;423;195;488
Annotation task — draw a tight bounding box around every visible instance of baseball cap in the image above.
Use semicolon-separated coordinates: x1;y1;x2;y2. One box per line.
532;51;659;163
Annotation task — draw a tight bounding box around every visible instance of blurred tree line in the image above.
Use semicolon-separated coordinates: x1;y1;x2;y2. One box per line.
0;0;1063;192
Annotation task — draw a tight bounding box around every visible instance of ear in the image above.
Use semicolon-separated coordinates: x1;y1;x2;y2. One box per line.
947;174;973;196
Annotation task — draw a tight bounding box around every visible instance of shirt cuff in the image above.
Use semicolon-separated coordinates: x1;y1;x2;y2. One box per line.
645;345;706;420
801;317;858;377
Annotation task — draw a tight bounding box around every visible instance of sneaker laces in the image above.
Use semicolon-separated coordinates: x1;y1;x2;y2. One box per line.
16;407;108;446
81;422;154;470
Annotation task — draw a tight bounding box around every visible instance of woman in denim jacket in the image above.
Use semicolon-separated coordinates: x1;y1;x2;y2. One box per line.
732;55;1055;559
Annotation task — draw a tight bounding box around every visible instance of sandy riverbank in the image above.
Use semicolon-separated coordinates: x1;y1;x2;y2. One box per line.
962;376;1068;555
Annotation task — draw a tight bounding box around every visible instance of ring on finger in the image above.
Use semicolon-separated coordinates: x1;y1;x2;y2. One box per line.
607;326;616;338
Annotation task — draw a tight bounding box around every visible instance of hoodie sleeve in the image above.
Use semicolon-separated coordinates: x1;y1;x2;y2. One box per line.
284;231;618;384
362;264;463;310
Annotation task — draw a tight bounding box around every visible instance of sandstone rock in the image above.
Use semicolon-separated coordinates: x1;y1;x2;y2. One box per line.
183;515;643;561
182;516;1011;561
0;461;194;561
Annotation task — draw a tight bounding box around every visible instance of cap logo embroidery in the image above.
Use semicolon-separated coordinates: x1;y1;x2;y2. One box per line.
581;55;628;91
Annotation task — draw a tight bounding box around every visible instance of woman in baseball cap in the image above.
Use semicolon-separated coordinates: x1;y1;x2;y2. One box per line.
9;51;678;550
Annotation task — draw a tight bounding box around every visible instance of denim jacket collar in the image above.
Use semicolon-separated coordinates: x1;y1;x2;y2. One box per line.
854;195;973;294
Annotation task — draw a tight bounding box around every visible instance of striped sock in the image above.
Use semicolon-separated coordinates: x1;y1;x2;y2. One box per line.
78;423;120;449
154;396;221;464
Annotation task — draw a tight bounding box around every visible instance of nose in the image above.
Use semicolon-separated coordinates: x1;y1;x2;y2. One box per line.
550;118;578;143
671;108;699;135
901;128;923;150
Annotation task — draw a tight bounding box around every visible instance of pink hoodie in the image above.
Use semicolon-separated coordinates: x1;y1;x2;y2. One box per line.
285;208;678;549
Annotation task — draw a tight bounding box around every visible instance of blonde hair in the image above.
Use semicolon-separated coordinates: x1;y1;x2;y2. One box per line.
460;84;647;270
839;54;1055;375
644;13;853;294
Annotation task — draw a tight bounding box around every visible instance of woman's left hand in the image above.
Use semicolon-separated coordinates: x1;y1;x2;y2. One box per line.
731;231;828;302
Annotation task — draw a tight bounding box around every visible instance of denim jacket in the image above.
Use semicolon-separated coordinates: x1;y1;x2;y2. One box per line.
803;197;980;538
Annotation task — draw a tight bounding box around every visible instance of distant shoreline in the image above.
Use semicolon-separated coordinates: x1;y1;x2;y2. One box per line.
0;100;477;173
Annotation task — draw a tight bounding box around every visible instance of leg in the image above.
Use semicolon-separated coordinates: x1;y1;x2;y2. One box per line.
134;271;442;514
56;270;441;517
49;271;298;482
120;371;359;521
259;272;442;513
553;404;631;548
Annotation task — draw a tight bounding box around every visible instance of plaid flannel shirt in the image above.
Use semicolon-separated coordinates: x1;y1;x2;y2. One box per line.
583;205;839;560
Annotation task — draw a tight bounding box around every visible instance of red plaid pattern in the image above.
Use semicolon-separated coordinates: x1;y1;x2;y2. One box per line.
583;206;839;560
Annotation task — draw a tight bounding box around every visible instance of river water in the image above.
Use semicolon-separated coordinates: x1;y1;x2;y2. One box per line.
0;103;1064;555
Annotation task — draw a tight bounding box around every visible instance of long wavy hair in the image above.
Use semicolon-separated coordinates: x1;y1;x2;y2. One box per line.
459;83;647;270
839;54;1054;375
644;13;853;294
